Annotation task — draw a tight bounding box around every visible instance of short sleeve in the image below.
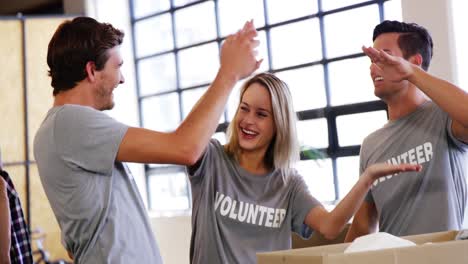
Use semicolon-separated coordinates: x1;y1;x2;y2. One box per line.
54;105;128;176
187;139;221;184
289;173;322;238
446;117;468;151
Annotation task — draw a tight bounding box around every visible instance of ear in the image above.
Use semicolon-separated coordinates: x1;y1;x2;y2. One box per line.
85;61;97;82
409;53;423;67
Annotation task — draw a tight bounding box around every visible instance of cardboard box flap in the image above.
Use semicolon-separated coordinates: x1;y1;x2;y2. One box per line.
401;230;457;244
325;239;468;264
258;231;468;264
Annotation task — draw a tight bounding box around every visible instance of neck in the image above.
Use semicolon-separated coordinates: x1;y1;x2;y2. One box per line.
384;86;428;120
53;83;97;109
238;150;270;176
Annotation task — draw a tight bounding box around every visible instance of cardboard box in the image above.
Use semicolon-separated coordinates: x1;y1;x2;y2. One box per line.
257;230;468;264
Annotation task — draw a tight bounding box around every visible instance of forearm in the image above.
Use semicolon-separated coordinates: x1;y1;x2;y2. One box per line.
326;177;373;234
174;68;238;160
344;212;378;242
409;66;468;126
0;181;11;263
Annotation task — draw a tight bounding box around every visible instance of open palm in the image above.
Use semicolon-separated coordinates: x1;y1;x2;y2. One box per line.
363;46;414;83
365;162;422;181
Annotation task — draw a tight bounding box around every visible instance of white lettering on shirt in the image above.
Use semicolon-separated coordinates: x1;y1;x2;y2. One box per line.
214;191;286;228
372;142;433;188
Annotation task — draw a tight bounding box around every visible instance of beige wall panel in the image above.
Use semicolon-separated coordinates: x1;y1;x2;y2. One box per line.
0;20;25;163
30;164;72;262
25;18;69;160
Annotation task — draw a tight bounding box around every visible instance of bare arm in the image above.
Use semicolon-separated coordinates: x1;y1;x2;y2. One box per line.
0;178;11;264
344;201;378;242
363;46;468;143
304;163;420;240
117;21;262;165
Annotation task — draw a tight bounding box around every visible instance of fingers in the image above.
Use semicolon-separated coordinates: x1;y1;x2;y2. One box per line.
362;45;380;62
384;163;422;175
255;59;264;70
251;39;260;49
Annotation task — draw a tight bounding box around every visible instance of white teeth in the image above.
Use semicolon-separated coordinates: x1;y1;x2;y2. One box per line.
374;76;384;81
242;128;257;135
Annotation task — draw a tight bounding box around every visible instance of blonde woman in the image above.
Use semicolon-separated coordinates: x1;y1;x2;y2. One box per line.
188;72;421;264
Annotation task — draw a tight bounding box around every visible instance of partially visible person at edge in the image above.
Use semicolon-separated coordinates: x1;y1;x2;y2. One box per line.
345;20;468;242
187;72;421;264
33;16;261;263
0;169;33;264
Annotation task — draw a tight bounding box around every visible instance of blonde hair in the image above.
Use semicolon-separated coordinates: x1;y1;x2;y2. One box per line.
225;72;300;180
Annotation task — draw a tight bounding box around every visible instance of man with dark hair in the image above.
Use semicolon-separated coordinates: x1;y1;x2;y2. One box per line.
345;20;468;241
34;16;261;263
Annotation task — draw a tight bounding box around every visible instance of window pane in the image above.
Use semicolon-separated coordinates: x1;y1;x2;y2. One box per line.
213;132;227;145
133;0;170;19
141;93;180;132
175;2;217;47
276;66;326;111
270;19;322;69
174;0;199;7
134;14;173;58
255;30;270;73
148;171;190;211
337;156;359;199
384;0;402;21
324;5;379;58
322;0;368;11
138;54;176;96
328;56;376;105
297;118;328;149
266;0;318;24
336;111;387;147
296;159;334;202
218;0;265;37
179;43;219;88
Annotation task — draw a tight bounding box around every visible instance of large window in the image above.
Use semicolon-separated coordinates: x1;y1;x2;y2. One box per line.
130;0;402;213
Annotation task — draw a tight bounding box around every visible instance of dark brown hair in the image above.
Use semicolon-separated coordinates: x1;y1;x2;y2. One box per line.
373;20;433;71
47;17;124;95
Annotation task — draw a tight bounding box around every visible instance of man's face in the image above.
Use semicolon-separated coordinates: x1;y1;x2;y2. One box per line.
371;33;408;99
94;46;125;111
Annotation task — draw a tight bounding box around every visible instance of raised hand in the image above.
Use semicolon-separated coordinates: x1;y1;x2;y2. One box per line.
362;162;422;186
220;20;262;81
362;45;415;83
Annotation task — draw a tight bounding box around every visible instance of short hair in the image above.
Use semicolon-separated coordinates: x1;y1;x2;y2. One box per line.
373;20;433;71
47;17;124;95
224;73;300;180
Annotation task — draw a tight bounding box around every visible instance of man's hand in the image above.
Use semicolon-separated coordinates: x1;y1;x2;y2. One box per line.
362;45;416;83
219;20;262;81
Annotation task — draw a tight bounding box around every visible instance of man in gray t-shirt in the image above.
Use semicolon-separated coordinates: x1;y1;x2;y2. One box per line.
346;21;468;241
34;17;261;263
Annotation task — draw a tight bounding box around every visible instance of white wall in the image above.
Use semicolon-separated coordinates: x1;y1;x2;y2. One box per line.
401;0;458;83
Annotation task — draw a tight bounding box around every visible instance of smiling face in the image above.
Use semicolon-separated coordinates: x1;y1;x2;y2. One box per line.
371;32;408;100
235;82;276;156
93;46;125;110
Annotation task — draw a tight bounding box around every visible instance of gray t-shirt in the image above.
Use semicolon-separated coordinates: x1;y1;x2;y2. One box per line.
361;101;468;236
188;139;320;264
34;105;162;264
